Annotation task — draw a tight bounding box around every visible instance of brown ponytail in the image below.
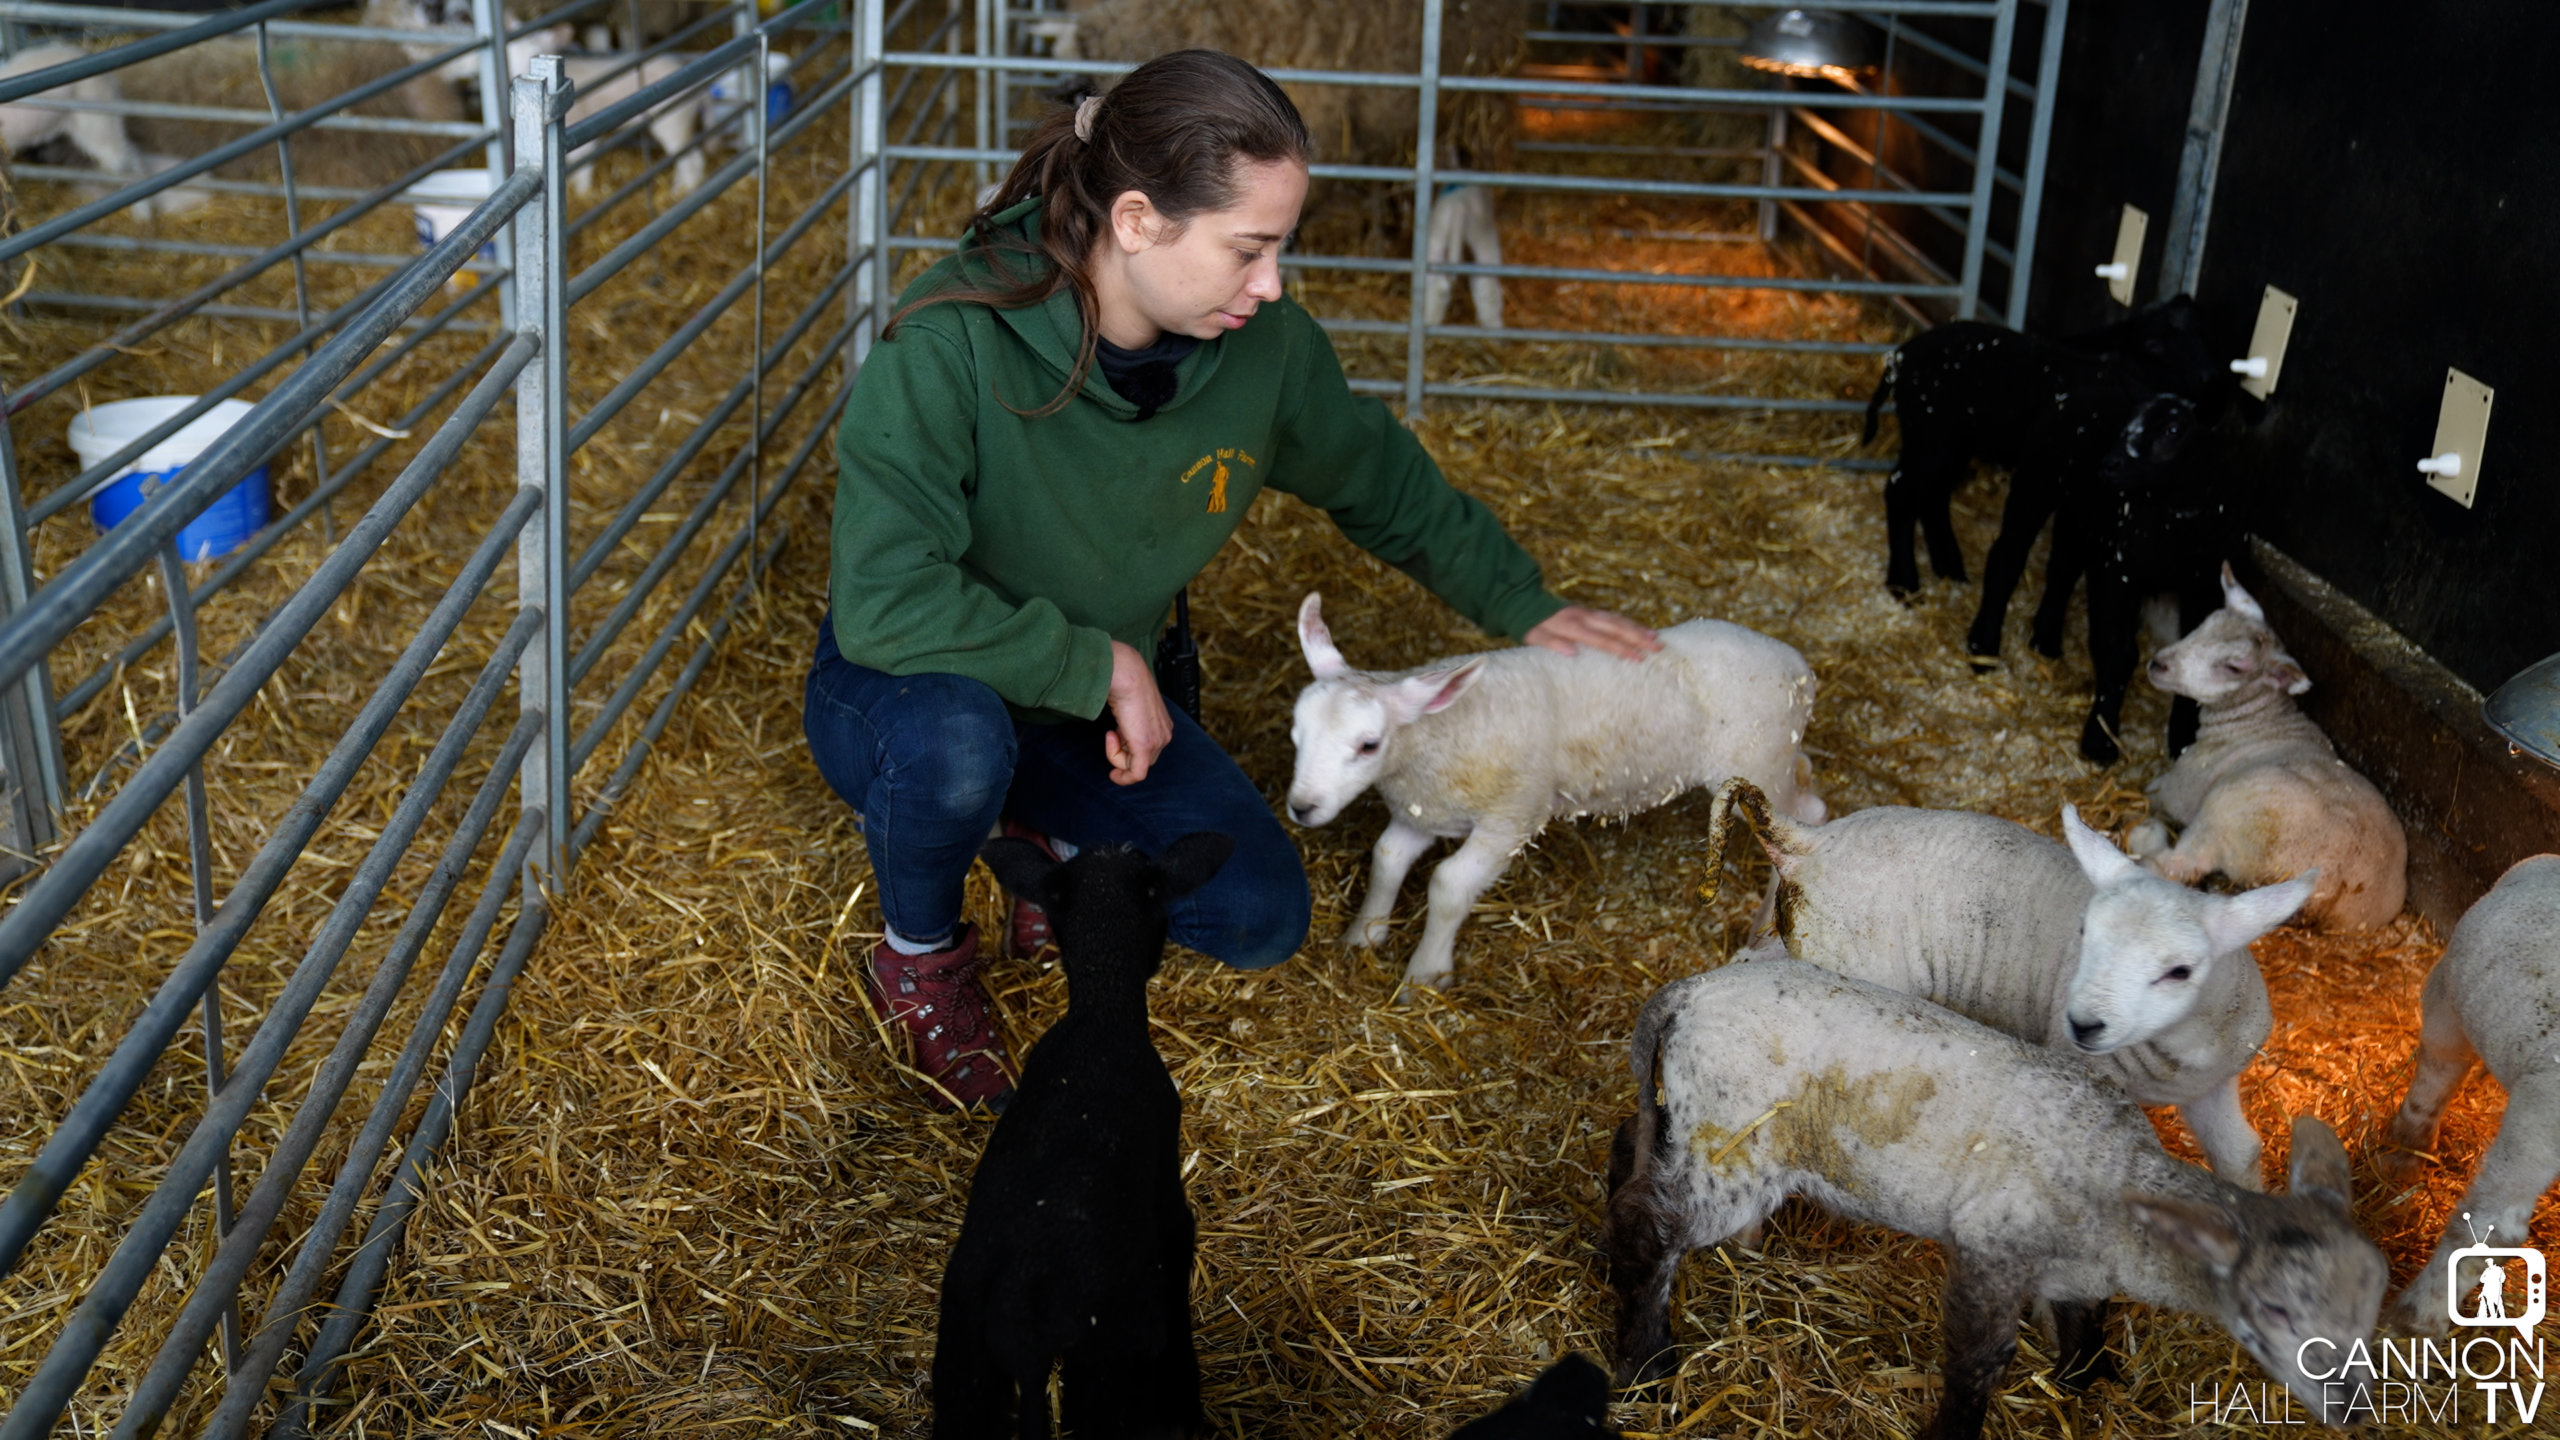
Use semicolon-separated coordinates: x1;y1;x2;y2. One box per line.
888;49;1311;417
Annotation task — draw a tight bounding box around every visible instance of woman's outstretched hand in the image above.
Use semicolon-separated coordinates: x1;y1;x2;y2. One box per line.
1104;640;1175;785
1524;605;1662;661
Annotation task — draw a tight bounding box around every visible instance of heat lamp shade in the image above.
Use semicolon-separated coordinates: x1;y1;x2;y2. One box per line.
1738;8;1880;81
2486;651;2560;770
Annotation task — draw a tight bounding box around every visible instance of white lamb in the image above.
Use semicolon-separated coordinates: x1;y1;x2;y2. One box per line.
2379;854;2560;1332
1423;184;1502;329
2;44;148;192
2130;566;2406;930
1286;592;1821;992
1604;958;2387;1438
1702;781;2313;1188
558;47;705;199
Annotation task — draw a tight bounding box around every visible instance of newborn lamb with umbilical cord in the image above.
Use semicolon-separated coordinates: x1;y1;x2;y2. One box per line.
1285;592;1822;992
1605;958;2387;1440
2130;566;2405;930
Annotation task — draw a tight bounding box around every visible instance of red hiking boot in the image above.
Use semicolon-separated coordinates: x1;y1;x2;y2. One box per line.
999;821;1063;963
863;924;1016;1112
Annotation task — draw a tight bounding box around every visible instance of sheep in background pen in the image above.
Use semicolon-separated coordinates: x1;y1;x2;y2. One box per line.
2;42;213;221
2377;854;2560;1332
1287;592;1822;994
1604;958;2387;1439
1698;779;2313;1189
1424;178;1502;328
116;28;468;188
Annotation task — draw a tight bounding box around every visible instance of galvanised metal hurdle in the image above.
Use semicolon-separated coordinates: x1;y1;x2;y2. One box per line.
0;0;908;1430
896;0;2067;467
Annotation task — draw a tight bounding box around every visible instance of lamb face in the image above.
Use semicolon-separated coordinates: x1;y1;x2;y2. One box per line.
2058;806;2311;1054
2146;572;2309;704
1286;681;1391;827
2134;1123;2389;1425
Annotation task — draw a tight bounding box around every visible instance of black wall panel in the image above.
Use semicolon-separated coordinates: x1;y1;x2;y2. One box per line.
2028;1;2559;693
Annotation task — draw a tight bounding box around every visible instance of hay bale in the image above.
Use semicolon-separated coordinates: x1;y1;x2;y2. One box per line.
120;34;464;188
1068;0;1524;170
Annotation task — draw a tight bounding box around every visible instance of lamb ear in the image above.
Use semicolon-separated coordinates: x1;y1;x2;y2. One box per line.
2127;1191;2244;1274
1154;831;1235;900
2267;651;2312;695
2202;872;2316;955
2287;1116;2355;1213
1298;592;1347;680
2061;804;2143;888
979;837;1063;909
2219;564;2265;622
1384;658;1487;726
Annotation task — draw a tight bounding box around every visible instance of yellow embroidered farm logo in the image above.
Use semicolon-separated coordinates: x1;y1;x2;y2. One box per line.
1180;448;1254;514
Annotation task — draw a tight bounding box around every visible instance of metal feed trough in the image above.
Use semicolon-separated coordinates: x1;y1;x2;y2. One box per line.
0;0;2067;1430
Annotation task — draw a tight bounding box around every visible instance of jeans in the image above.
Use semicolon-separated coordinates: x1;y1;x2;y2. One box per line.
803;618;1310;969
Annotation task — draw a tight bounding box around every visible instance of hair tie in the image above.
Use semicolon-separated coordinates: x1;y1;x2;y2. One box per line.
1073;93;1103;142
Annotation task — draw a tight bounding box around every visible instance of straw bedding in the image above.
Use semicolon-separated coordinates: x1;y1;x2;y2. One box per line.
1;79;2547;1440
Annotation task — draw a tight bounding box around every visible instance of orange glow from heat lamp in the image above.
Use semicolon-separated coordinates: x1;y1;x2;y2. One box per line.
1738;9;1881;86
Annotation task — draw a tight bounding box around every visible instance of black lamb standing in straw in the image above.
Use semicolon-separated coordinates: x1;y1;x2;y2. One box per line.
1445;1353;1622;1438
931;832;1234;1440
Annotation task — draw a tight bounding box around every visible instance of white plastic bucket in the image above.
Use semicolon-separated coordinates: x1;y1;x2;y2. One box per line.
406;168;498;273
67;397;271;562
709;51;794;129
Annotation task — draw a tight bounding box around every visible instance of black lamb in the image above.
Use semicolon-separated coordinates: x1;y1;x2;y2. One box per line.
1446;1353;1622;1438
1862;296;2232;666
931;832;1234;1440
2034;391;2245;765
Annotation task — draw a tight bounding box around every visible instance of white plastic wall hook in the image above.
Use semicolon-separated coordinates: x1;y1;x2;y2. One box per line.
2416;453;2463;478
2094;262;2131;281
2102;204;2147;304
2423;369;2494;508
2231;357;2269;379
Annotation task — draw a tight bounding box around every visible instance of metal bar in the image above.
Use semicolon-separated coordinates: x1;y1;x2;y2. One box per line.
36;233;463;270
1313;316;1894;354
149;535;243;1375
54;324;516;721
5;93;486;138
882;49;1999;112
568;158;861;451
0;0;500;47
120;701;543;1440
0;336;540;1277
1403;0;1442;415
1952;0;2018;319
257;18;335;546
262;848;551;1440
516;60;571;885
198;814;544;1440
0;0;330;104
1887;15;2037;100
861;0;889;361
1344;377;1869;413
0;397;64;836
473;0;517;334
881;146;1976;205
6;466;537;1431
566;309;839;690
571;516;793;857
268;887;553;1439
568;60;862;305
1280;251;1965;297
2007;0;2069;325
0;42;504;263
20;173;515;526
2159;0;2247;300
570;309;855;737
8;163;404;203
569;258;857;597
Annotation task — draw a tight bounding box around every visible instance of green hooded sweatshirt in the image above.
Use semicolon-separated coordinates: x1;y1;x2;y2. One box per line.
829;199;1566;724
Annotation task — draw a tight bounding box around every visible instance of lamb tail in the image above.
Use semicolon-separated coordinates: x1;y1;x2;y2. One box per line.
1862;350;1899;445
1696;777;1778;906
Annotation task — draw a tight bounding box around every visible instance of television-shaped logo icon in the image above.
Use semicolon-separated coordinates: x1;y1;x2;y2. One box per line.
2448;1217;2546;1336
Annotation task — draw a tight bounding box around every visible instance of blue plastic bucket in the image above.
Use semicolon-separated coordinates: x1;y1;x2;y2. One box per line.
67;397;271;563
